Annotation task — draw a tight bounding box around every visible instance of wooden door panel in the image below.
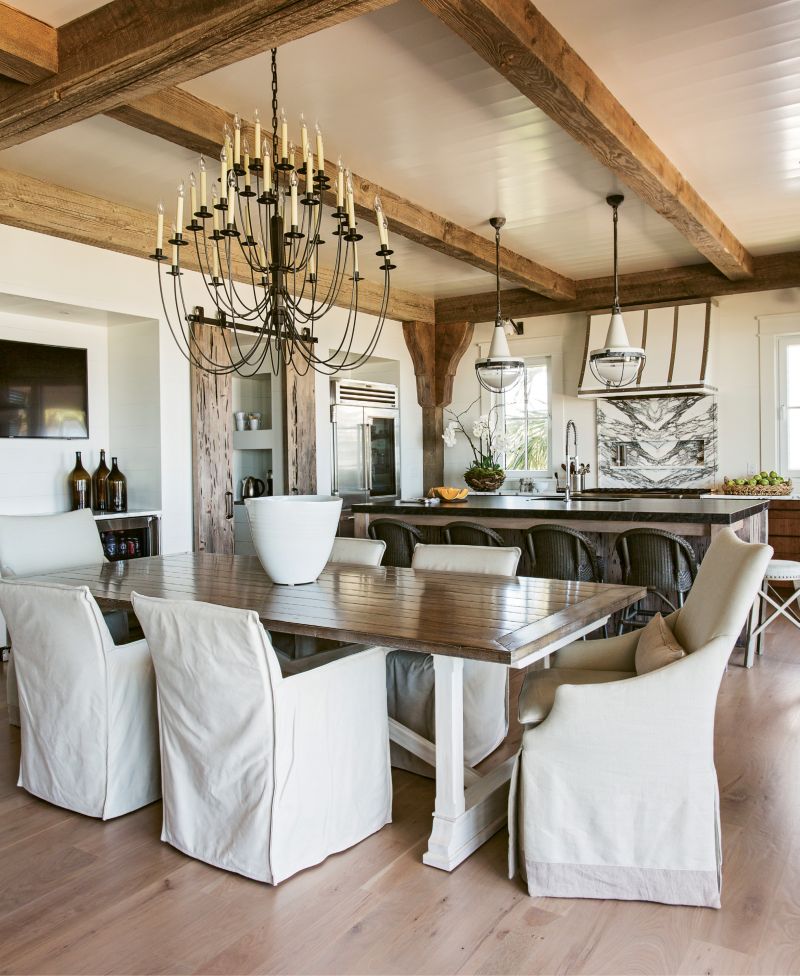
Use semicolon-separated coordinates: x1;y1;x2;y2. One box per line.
190;325;234;554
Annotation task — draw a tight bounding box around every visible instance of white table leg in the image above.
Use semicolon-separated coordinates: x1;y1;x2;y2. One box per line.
422;654;511;871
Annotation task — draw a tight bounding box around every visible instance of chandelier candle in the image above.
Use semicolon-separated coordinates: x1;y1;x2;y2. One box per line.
315;123;324;172
300;114;308;162
150;47;396;377
156;201;164;253
199;156;207;210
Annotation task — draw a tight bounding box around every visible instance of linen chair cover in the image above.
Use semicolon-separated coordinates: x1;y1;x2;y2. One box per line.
329;537;386;566
132;593;392;884
387;543;521;775
1;509;129;726
0;579;159;818
509;528;772;907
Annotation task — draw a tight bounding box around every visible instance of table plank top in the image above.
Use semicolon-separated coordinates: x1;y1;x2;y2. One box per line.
26;553;646;667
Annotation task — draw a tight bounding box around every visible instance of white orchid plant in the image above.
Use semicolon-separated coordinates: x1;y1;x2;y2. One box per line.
442;398;508;475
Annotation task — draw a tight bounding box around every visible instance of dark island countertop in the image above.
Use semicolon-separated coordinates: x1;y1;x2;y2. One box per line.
352;494;770;525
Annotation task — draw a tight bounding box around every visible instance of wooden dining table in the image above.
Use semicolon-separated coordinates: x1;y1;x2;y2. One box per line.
27;552;646;871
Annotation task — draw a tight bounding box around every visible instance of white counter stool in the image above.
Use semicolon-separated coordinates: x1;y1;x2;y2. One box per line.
745;559;800;667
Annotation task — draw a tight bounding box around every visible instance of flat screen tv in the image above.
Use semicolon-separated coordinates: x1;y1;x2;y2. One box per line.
0;339;89;438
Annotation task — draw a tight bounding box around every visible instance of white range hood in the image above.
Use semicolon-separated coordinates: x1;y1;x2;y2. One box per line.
578;300;717;398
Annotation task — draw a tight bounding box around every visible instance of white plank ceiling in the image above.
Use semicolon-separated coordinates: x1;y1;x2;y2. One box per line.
1;0;799;300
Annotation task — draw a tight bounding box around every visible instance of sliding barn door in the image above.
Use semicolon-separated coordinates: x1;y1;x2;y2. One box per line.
283;353;317;495
190;325;234;554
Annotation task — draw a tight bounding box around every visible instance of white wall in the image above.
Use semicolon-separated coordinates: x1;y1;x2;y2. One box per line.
0;310;110;513
447;288;800;488
108;320;162;512
0;223;197;554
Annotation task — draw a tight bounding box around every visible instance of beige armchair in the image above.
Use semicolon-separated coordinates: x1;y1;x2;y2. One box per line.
510;528;772;908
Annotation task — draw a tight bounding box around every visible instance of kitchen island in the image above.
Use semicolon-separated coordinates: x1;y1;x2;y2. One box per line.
352;494;769;580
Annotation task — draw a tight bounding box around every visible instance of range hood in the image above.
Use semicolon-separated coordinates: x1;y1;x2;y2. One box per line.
578;300;717;398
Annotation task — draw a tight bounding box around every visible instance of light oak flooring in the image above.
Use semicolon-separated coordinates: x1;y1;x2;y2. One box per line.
1;625;799;976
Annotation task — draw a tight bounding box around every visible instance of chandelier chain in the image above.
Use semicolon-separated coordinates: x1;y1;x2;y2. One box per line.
270;48;279;187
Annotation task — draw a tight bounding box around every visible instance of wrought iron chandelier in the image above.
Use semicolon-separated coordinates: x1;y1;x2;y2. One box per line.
588;194;645;388
474;216;525;394
150;49;396;377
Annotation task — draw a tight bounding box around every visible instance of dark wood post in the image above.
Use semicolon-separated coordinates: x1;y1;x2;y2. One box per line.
403;319;474;492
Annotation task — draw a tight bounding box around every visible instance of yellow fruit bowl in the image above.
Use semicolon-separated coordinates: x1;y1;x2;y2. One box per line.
429;486;470;501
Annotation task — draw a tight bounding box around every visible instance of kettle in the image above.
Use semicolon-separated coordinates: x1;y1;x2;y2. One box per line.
241;476;266;499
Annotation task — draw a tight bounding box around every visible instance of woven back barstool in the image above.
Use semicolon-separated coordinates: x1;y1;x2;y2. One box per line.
367;519;424;568
525;524;603;583
614;527;697;633
443;521;506;547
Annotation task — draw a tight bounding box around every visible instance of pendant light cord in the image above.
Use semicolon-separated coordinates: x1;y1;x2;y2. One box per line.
495;222;502;327
612;200;620;312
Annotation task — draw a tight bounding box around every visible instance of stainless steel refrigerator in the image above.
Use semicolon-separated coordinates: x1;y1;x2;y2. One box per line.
331;380;400;508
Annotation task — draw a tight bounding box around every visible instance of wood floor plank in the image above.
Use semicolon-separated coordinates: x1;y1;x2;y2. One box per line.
0;618;798;974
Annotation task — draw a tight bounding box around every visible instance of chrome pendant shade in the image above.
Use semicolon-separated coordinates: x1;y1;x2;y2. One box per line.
150;49;395;378
475;217;525;394
589;194;646;389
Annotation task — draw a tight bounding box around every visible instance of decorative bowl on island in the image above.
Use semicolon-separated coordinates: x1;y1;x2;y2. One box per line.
245;495;342;585
428;487;470;501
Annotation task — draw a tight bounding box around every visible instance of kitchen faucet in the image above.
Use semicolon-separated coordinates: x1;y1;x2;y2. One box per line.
564;420;578;504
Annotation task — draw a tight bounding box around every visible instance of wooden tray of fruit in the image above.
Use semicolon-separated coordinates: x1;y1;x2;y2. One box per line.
722;472;793;496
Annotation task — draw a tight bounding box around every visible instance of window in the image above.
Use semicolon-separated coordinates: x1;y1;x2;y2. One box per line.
778;336;800;476
494;358;551;474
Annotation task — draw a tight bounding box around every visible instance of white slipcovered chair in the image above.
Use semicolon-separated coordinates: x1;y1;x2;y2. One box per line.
0;509;129;726
509;528;773;908
0;579;160;818
329;537;386;566
132;592;392;884
388;543;521;775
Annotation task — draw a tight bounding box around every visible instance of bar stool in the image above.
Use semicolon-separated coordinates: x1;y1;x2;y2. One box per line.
745;559;800;667
525;524;603;582
443;521;505;547
367;519;424;568
614;527;697;633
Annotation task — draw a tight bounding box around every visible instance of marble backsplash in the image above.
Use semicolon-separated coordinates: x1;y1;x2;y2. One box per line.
597;395;717;489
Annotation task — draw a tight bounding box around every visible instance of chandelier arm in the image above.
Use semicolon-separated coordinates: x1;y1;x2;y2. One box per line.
176;270;247;373
163;266;237;375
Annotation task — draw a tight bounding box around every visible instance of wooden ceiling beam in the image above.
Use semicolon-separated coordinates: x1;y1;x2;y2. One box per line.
0;2;58;85
420;0;754;281
0;0;396;150
0;166;434;324
435;253;800;325
107;88;576;301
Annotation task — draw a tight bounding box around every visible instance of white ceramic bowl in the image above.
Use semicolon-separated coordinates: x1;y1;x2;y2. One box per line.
245;495;343;585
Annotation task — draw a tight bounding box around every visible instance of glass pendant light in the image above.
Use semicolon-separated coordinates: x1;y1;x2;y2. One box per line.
475;216;525;394
589;194;646;388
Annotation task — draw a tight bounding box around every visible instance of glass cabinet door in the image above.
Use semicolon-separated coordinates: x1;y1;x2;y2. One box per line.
368;413;399;497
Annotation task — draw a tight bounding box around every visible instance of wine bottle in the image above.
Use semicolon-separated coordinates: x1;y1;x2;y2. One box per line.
92;449;110;512
107;457;128;513
68;451;92;510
